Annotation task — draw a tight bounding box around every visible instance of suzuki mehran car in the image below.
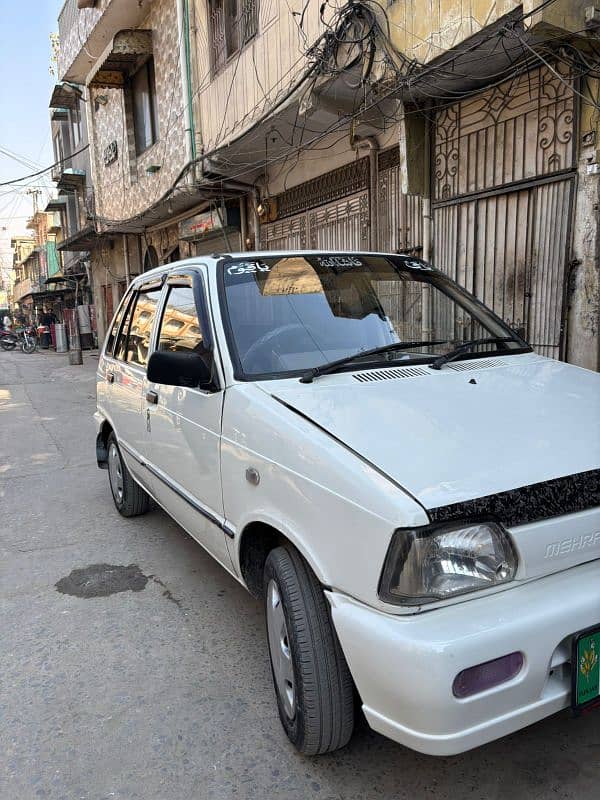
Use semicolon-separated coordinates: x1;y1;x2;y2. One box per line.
95;251;600;756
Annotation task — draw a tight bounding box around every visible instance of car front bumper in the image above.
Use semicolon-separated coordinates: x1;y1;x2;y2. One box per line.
327;558;600;756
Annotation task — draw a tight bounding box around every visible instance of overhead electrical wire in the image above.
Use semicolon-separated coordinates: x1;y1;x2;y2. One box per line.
0;145;90;187
90;0;597;230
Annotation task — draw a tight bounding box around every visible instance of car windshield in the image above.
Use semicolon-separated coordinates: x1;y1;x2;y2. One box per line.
221;254;528;378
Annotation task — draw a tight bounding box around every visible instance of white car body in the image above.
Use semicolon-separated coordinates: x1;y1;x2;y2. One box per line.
95;253;600;755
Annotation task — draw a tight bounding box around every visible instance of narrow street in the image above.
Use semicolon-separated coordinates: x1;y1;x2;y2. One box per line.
0;350;597;800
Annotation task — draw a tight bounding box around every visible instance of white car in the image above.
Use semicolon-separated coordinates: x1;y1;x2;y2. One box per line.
95;251;600;756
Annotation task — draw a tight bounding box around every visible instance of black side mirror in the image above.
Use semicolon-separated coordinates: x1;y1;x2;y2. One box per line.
147;350;214;389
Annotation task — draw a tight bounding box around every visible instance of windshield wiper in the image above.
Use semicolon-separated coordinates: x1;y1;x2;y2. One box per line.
428;337;514;370
299;341;447;383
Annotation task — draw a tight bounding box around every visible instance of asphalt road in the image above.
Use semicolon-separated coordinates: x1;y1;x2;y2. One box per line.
1;350;598;800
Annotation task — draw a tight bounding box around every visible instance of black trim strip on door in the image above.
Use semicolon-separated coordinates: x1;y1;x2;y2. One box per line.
429;469;600;529
119;441;235;538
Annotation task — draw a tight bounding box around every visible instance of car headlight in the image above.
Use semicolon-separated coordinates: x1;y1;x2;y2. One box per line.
379;520;517;605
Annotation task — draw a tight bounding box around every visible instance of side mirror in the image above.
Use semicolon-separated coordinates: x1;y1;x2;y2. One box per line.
147;350;213;389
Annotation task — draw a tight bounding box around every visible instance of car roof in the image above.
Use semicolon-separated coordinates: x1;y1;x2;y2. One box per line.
132;250;418;285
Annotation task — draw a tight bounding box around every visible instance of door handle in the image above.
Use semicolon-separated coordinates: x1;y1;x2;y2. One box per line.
106;371;115;383
146;390;159;405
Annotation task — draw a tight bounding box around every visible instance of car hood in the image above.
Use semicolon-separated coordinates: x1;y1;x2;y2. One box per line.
264;354;600;510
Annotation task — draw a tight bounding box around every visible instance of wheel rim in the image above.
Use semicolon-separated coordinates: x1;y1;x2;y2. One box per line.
266;579;296;719
108;442;124;503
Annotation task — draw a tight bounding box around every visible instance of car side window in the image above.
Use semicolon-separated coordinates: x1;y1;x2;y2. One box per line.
157;286;205;354
114;287;162;366
105;292;131;356
114;293;135;361
125;289;163;367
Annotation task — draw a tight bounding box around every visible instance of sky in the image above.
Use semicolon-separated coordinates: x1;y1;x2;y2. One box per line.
0;0;64;288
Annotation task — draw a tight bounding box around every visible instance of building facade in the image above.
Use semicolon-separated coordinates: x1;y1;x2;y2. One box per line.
54;0;600;368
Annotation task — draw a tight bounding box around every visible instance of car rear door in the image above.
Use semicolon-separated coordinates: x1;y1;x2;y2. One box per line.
108;276;164;490
144;266;233;570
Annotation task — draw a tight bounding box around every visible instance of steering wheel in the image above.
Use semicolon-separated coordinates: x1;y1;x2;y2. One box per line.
242;323;315;373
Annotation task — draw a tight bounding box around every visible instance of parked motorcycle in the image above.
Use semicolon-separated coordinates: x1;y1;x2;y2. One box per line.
0;329;18;351
1;325;38;353
18;325;37;354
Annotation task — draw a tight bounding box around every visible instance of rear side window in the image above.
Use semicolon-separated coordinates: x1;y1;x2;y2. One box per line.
105;291;132;356
115;295;135;361
114;288;162;366
157;287;204;354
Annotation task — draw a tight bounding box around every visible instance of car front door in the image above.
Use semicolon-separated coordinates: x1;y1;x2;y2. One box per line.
108;277;164;491
144;267;232;570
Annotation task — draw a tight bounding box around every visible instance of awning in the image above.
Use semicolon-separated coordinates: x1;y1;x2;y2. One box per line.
95;182;229;235
88;29;153;88
18;287;73;302
57;168;86;191
49;82;82;110
56;224;98;252
44;196;68;213
51;108;69;122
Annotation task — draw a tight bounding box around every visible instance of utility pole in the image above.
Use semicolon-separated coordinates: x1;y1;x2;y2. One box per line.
26;188;41;217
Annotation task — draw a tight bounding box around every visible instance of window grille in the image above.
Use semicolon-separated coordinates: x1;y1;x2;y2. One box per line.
209;0;258;73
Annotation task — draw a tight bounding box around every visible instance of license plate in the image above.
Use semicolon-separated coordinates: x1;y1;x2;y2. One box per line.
572;624;600;711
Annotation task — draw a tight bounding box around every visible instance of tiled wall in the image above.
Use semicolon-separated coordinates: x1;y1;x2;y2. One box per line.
89;0;187;225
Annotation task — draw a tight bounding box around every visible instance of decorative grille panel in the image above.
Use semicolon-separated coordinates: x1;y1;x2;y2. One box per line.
434;63;575;202
273;158;369;219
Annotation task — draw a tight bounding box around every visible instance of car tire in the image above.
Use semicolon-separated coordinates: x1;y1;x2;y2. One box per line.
107;433;151;517
264;545;355;755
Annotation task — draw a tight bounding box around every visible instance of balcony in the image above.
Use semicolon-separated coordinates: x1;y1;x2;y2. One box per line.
12;277;43;302
58;0;149;83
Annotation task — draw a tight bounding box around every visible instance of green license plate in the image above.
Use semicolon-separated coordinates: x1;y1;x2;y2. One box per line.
572;625;600;711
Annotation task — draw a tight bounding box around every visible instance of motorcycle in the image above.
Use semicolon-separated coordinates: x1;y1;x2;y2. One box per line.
18;325;37;354
0;329;18;351
0;325;38;353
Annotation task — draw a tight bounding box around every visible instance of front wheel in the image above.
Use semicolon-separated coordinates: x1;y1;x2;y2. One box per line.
21;338;37;354
264;545;354;755
107;433;151;517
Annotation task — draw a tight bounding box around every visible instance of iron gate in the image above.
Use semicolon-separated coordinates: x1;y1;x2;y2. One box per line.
432;62;576;359
378;147;423;254
262;192;370;251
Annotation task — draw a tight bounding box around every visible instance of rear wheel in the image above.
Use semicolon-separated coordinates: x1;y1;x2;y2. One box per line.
264;545;354;755
107;433;151;517
0;339;16;350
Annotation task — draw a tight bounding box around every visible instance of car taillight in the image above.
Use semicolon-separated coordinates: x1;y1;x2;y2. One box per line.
453;652;524;698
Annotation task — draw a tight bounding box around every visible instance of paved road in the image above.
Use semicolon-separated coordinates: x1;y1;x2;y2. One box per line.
1;350;598;800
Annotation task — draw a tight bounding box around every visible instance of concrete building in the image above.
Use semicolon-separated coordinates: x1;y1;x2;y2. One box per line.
57;0;202;341
8;236;35;312
10;211;67;320
47;80;94;290
54;0;600;368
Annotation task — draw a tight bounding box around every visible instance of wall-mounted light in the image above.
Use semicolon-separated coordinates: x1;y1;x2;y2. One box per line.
94;94;108;111
146;165;161;175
